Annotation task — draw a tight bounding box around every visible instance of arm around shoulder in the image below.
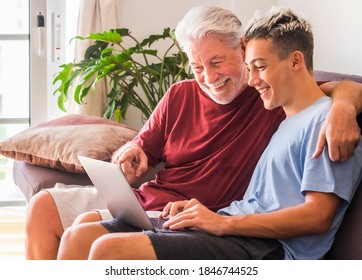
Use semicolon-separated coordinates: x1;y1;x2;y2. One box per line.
315;81;362;161
320;81;362;113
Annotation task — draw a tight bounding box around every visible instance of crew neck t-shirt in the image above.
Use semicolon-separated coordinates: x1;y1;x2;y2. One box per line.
219;97;362;259
132;79;285;211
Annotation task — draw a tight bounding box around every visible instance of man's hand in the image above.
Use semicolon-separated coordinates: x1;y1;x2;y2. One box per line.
111;142;149;183
313;101;360;161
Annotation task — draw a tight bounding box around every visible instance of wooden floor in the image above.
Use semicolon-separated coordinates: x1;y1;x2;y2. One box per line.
0;205;26;260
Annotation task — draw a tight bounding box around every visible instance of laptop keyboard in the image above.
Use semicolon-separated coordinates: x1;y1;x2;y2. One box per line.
149;217;192;233
149;217;169;231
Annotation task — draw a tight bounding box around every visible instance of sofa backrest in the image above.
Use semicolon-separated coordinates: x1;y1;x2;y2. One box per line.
326;180;362;259
315;70;362;259
314;70;362;83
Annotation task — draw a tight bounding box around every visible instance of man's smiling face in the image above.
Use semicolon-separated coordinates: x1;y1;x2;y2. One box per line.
186;35;248;104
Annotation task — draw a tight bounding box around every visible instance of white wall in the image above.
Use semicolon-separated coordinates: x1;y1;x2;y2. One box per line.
234;0;277;27
277;0;362;76
119;0;229;39
119;0;362;79
59;0;362;129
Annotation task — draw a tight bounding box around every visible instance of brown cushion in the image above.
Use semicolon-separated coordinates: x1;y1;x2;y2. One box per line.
0;114;138;173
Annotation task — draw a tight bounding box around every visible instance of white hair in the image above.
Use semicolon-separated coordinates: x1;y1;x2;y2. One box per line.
175;6;244;51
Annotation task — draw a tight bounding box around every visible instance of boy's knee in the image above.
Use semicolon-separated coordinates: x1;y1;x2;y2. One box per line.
89;234;124;259
89;233;156;260
90;235;111;255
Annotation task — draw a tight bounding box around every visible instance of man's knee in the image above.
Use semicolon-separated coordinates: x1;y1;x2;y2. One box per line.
73;211;102;225
26;191;57;224
58;222;109;259
26;190;64;239
59;223;92;253
57;224;84;259
61;224;82;245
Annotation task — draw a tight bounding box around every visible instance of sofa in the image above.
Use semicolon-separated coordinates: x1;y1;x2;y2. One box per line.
1;70;362;259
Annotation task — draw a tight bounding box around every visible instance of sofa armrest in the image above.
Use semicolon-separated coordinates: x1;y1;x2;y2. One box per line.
13;160;164;202
13;160;92;202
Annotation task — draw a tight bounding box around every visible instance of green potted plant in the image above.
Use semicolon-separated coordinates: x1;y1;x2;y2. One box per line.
53;28;193;123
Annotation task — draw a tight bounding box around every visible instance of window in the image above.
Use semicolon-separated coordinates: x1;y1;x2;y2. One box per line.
0;0;79;205
0;0;29;205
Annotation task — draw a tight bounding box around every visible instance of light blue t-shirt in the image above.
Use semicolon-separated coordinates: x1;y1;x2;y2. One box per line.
219;96;362;259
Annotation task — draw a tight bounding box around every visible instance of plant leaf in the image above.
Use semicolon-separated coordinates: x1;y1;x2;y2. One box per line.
140;28;171;47
53;27;193;122
84;41;109;60
77;29;124;44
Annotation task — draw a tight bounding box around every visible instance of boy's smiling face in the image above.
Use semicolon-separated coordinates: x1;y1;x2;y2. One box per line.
245;38;295;112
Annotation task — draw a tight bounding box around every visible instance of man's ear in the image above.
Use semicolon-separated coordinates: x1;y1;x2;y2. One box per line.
241;37;246;51
291;51;304;69
240;37;246;56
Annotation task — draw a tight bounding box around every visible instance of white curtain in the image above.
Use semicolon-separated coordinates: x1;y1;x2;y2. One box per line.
68;0;121;117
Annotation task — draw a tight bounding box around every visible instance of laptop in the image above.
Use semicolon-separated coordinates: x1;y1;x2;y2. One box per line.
78;155;168;231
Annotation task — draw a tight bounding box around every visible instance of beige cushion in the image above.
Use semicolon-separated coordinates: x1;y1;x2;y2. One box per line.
0;114;138;173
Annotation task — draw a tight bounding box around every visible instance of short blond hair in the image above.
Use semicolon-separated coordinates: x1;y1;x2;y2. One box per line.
245;7;314;71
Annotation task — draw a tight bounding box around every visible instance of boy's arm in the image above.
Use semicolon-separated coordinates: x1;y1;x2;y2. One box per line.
316;81;362;161
221;192;340;238
164;193;340;239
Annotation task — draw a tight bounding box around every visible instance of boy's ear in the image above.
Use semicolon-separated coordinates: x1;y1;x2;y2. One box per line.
291;51;304;69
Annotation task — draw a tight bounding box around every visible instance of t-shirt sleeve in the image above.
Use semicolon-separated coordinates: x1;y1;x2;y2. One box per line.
301;121;361;203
